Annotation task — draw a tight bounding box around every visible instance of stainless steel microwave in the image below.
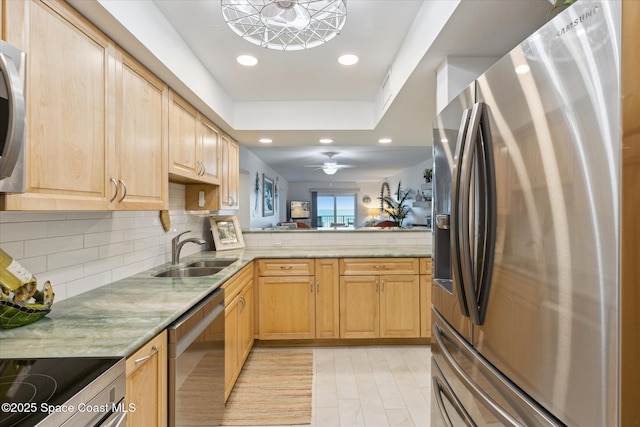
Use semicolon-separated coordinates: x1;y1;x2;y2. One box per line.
0;40;26;193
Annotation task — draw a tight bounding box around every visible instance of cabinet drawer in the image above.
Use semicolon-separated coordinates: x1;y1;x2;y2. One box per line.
222;263;253;304
340;258;419;275
420;258;432;275
257;259;314;276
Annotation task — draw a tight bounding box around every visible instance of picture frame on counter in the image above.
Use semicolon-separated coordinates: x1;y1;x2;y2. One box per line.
263;174;275;217
209;215;245;251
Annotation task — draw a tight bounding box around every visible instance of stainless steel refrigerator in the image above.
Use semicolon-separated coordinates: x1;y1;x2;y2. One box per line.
431;1;640;425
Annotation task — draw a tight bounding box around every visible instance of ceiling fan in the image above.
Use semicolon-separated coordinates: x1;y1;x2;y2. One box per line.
304;152;354;175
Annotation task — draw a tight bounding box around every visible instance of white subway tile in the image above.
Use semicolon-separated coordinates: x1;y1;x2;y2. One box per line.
41;265;85;288
19;256;47;276
83;255;124;276
48;247;100;270
0;241;24;258
0;212;66;223
84;231;126;248
66;211;112;220
50;283;68;302
66;271;113;298
46;219;101;237
99;241;135;258
0;221;47;243
25;235;84;257
112;260;148;282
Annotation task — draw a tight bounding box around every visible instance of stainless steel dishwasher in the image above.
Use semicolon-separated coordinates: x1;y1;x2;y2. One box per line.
168;288;225;427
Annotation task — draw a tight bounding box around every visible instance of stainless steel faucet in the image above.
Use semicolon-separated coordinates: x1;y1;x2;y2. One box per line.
172;230;206;265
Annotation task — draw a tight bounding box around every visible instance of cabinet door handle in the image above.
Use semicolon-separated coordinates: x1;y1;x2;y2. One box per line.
310;279;313;293
118;179;127;202
134;345;158;365
239;296;246;313
373;265;386;270
109;178;118;203
280;265;293;270
201;162;206;176
381;279;385;292
316;280;320;293
376;280;379;293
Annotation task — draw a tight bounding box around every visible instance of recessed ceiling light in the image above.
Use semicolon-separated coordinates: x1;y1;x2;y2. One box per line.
259;138;272;144
515;64;530;75
319;138;333;144
441;138;449;143
237;55;258;66
338;54;359;66
378;138;392;144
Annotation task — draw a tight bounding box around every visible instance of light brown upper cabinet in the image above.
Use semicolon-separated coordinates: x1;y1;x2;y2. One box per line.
0;0;168;211
168;91;221;185
220;133;239;209
113;50;168;210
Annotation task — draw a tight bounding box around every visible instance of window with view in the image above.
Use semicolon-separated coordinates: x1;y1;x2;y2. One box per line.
316;194;356;228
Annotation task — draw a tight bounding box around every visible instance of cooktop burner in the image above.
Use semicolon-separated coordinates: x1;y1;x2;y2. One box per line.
0;357;121;427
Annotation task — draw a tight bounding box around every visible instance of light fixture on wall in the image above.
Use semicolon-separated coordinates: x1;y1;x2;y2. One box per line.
221;0;347;51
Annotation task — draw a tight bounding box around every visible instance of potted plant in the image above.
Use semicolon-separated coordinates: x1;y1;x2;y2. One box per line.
423;168;432;183
379;181;412;227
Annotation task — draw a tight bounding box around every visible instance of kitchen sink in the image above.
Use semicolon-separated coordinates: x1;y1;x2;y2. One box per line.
186;259;237;268
154;266;225;278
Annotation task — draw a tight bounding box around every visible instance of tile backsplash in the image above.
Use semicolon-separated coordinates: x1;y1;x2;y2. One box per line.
0;183;210;301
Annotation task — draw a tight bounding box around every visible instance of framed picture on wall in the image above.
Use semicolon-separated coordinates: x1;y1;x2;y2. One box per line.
209;215;245;250
263;174;274;216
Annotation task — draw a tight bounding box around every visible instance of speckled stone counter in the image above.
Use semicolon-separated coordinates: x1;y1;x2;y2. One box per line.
0;246;430;359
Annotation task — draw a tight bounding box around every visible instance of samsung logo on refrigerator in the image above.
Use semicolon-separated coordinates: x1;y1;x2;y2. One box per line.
556;5;599;37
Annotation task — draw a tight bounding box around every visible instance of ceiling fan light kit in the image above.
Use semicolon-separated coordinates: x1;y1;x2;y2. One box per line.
221;0;347;51
304;151;353;175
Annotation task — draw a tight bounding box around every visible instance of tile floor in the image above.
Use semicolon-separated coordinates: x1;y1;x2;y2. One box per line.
228;345;432;427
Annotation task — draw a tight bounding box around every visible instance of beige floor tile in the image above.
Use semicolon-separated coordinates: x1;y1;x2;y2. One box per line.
338;398;366;427
224;345;431;427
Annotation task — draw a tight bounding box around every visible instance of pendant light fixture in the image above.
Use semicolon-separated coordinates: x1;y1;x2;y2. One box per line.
221;0;347;51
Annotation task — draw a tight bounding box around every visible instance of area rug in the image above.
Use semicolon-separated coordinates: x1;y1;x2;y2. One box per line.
222;347;313;426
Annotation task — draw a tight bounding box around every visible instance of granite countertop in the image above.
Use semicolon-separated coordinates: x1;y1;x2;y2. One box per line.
0;246;430;359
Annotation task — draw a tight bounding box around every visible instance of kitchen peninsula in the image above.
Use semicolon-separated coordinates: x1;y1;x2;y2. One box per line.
242;227;431;251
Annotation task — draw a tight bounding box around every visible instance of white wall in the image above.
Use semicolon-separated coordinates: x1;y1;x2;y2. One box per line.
0;183;210;302
436;56;498;113
239;147;289;229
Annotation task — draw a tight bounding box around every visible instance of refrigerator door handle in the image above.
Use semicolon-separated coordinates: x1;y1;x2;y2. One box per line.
432;374;475;427
459;102;497;326
475;103;497;325
434;322;523;427
458;103;482;324
450;108;472;317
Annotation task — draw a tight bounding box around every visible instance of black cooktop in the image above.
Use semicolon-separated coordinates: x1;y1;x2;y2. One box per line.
0;357;121;427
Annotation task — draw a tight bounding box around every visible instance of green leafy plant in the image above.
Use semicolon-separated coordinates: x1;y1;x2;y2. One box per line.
378;181;412;227
423;168;432;183
547;0;577;21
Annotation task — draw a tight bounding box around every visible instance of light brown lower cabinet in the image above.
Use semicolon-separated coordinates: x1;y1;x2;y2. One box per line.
223;263;254;401
339;258;421;339
339;274;420;338
420;258;432;339
257;258;339;340
125;330;167;427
